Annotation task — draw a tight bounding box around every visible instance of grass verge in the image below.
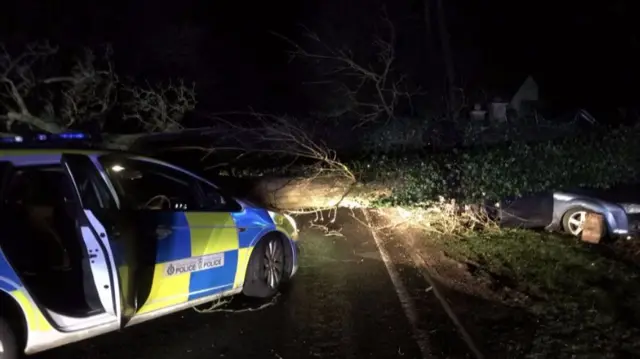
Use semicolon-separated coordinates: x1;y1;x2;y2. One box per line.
438;230;640;358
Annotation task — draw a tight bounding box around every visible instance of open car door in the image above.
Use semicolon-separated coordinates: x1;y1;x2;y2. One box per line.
0;158;124;333
57;155;121;320
61;153;144;326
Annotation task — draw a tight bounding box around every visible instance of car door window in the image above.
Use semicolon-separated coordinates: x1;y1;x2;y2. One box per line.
102;159;201;211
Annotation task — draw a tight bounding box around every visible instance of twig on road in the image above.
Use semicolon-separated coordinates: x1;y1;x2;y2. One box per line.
308;222;344;238
193;293;281;314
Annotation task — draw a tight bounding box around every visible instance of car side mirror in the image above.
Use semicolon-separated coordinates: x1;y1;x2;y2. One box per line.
202;193;225;210
201;194;241;212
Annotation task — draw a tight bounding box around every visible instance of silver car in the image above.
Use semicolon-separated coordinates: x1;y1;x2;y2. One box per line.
497;185;640;239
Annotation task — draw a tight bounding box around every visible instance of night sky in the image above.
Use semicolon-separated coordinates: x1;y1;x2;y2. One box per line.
1;0;638;118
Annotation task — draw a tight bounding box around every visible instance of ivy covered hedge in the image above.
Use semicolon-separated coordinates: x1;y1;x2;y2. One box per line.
351;125;640;207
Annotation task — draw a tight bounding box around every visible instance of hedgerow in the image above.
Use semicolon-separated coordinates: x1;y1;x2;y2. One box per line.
351;125;640;207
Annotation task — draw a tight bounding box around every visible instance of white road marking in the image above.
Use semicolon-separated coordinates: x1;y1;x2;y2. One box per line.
361;210;433;359
406;247;485;359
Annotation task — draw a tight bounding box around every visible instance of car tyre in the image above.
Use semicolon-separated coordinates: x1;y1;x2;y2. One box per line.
243;235;285;298
0;317;19;359
562;207;603;238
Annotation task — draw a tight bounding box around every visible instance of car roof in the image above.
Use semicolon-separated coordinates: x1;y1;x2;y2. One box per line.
0;147;222;190
0;148;114;157
0;148;167;169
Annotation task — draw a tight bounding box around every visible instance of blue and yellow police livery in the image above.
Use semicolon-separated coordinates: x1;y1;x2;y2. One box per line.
0;140;299;359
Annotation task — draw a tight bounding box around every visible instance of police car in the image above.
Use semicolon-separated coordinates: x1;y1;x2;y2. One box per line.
0;133;299;359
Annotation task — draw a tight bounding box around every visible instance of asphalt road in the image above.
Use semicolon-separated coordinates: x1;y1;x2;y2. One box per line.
33;210;472;359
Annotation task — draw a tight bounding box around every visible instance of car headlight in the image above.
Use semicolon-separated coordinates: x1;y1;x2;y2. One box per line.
284;213;298;234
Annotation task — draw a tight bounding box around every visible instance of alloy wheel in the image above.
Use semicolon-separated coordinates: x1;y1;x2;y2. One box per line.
567;210;587;236
263;239;284;289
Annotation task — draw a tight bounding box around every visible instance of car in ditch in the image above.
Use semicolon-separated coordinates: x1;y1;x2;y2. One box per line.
0;133;300;359
496;185;640;239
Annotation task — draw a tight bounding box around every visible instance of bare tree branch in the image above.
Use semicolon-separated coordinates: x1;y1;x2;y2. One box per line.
58;46;119;129
0;41;194;136
200;111;355;181
122;80;196;133
193;292;281;314
273;10;423;128
0;42;120;133
0;42;62;132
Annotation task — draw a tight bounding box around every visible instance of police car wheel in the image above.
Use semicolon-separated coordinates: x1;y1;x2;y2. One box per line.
0;317;18;359
243;235;285;298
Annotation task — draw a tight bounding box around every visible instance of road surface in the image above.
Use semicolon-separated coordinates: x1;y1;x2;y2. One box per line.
34;210;473;359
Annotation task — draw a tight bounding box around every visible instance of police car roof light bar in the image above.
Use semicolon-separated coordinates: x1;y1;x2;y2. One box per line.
0;132;92;146
0;136;25;144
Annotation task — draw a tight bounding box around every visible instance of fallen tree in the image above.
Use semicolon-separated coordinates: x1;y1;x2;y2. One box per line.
190;122;640;236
